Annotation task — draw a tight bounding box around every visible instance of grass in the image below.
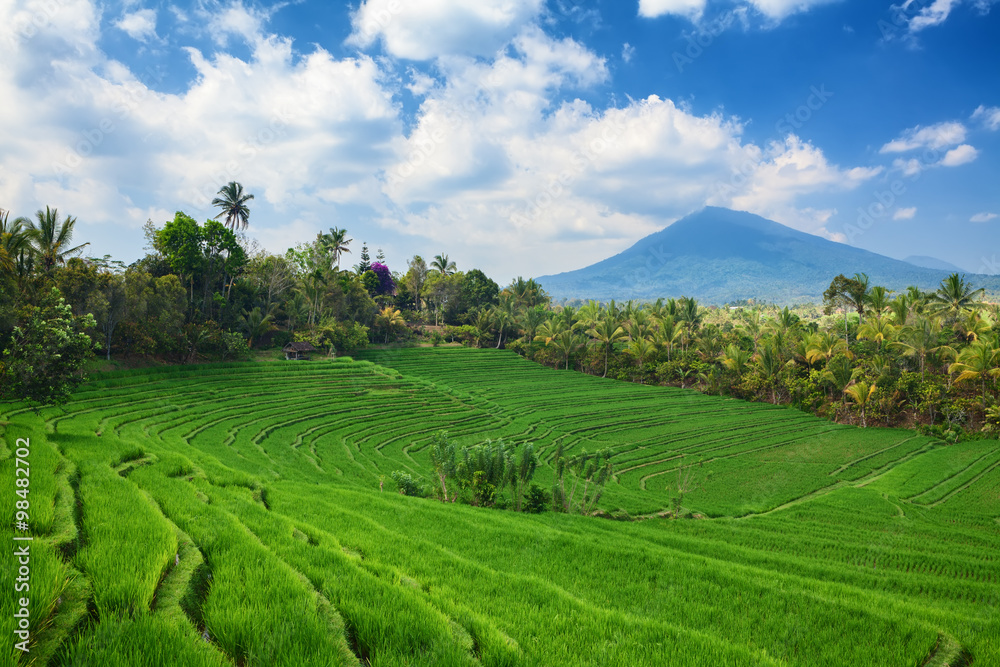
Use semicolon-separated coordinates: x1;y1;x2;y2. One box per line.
0;347;997;665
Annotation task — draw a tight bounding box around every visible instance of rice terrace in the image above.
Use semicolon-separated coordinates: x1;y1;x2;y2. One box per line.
2;346;998;666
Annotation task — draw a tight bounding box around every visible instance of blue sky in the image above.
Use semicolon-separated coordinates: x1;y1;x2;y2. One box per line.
1;0;998;281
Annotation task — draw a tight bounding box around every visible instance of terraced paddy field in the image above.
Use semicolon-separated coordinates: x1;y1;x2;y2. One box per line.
2;347;998;666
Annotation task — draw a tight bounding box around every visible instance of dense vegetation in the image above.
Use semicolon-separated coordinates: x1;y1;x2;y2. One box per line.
2;348;998;665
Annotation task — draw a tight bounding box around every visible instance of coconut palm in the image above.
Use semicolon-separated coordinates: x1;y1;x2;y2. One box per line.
240;306;274;349
627;336;657;379
844;381;877;427
888;294;912;326
653;315;683;362
719;344;751;379
866;285;892;319
431;253;457;276
0;209;30;279
375;305;405;344
320;227;352;269
211;181;254;231
926;273;985;323
552;330;585;370
25;206;89;276
949;339;1000;410
857;316;897;350
893;317;943;381
806;331;849;366
754;340;787;404
588;316;626;378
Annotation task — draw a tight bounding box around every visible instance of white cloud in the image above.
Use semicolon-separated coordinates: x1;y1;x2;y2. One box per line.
346;0;545;60
880;121;966;153
638;0;707;19
891;157;924;176
622;42;635;63
971;212;998;223
903;0;961;31
893;207;917;220
115;9;158;42
745;0;840;20
972;105;1000;130
940;143;978;166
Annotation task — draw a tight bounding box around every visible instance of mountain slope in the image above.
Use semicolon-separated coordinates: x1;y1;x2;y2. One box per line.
903;255;968;273
535;207;1000;303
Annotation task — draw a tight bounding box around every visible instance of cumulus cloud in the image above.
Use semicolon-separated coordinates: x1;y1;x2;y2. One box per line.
972;105;1000;130
346;0;545;60
638;0;707;19
0;0;889;277
880;121;966;153
893;207;917;220
940;144;978;166
971;212;998;222
115;9;158;42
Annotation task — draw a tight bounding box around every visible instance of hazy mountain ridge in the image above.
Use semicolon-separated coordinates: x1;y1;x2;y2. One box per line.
535;207;1000;304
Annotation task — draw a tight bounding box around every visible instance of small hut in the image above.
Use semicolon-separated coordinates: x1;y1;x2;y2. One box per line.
283;341;316;360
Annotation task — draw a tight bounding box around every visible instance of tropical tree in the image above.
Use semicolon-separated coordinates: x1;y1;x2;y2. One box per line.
375;305;405;344
949;339;1000;410
431;253;457;276
0;209;30;280
719;343;751;379
319;227;352;269
588;316;626;378
844;381;877;427
240;306;274;348
512;443;538;512
552;330;585;371
754;340;787;404
211;181;254;231
857;317;897;350
893;317;943;381
25;206;89;276
926;273;984;323
428;431;457;502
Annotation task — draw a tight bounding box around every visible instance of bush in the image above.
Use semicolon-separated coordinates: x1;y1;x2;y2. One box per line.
524;484;548;513
271;330;293;349
391;471;423;497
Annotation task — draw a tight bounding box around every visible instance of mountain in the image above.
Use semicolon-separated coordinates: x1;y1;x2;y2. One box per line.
535;207;1000;304
903;255;968;273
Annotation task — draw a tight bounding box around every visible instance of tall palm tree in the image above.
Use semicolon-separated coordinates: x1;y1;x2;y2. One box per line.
719;344;751;379
844;381;876;427
866;285;892;319
893;317;943;381
588;316;626;378
949;339;1000;410
320;227;352;269
25;206;89;275
755;340;787;404
553;330;585;370
653;315;682;362
212;181;254;230
927;273;985;323
431;253;457;276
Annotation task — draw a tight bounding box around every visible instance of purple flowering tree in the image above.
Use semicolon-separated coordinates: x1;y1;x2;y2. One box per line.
370;262;395;295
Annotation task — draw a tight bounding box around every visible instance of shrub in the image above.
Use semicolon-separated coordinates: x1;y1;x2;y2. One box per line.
524;484;548;513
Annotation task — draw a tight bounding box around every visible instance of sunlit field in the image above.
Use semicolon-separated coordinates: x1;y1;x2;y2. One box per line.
2;347;998;666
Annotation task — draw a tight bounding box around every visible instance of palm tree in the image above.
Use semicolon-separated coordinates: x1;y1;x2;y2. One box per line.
857;316;897;350
25;206;89;275
926;273;984;323
653;315;682;362
320;227;352;269
0;209;30;279
844;381;877;427
431;253;457;276
754;340;787;404
588;316;626;378
212;181;254;230
806;331;849;366
949;339;1000;410
888;294;912;326
240;307;274;348
627;336;656;380
893;317;943;381
553;330;585;370
719;344;751;379
866;285;892;319
375;306;405;344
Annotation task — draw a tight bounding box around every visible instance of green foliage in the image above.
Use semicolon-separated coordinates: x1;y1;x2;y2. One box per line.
391;471;423;497
0;287;95;405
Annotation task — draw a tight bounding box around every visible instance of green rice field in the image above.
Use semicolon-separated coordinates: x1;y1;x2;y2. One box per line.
1;347;998;666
